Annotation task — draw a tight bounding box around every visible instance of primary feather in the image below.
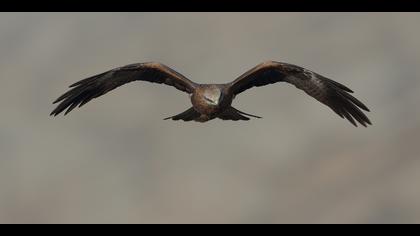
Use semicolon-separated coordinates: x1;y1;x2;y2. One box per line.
50;62;196;116
228;61;371;127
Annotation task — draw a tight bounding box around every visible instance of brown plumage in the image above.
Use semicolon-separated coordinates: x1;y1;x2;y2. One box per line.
51;61;372;127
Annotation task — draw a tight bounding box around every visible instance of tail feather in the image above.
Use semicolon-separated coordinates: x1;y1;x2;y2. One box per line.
218;107;262;121
164;107;201;121
235;109;262;119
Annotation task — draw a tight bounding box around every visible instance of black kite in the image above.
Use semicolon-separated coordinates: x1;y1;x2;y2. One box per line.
51;61;371;127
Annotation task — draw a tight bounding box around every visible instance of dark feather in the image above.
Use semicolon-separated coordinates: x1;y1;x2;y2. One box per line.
228;61;371;127
164;107;201;121
51;62;197;116
217;107;262;121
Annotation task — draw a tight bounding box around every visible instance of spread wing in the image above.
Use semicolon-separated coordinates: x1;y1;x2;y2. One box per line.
50;62;197;116
228;61;371;127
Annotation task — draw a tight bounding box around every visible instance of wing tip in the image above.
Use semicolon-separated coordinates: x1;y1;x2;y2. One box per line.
49;110;59;117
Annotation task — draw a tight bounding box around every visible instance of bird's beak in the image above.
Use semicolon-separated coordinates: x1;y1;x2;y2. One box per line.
205;97;219;105
213;98;219;105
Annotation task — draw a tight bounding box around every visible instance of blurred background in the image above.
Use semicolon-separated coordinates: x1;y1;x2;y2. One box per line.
0;12;419;223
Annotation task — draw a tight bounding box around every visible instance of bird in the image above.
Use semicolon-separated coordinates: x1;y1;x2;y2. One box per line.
50;61;371;127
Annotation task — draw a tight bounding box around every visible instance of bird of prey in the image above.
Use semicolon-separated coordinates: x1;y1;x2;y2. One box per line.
50;61;371;127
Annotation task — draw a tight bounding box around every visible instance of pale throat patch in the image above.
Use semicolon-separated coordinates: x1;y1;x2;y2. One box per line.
203;88;222;104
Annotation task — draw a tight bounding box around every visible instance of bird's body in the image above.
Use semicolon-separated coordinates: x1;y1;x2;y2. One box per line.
51;61;371;127
189;85;230;122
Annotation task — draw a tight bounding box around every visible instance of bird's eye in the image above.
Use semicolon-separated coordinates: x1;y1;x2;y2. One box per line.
205;97;213;103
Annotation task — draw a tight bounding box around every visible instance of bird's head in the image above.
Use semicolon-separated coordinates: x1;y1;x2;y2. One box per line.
203;87;222;106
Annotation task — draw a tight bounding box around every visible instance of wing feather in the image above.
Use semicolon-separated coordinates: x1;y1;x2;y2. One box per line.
228;61;371;127
51;62;197;116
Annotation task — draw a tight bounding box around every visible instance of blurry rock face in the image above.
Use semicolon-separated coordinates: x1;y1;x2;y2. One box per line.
1;12;420;223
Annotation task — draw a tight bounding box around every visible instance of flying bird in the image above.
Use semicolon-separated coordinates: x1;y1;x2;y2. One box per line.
50;61;371;127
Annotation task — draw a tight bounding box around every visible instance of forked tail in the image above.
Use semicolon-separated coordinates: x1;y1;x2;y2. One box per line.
163;107;201;121
164;106;261;122
217;107;262;121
